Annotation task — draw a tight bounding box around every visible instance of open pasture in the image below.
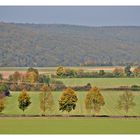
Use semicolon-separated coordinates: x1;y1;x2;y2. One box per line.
0;67;140;134
57;78;140;88
0;117;140;134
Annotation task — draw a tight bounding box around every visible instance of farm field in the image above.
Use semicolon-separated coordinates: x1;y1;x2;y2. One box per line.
2;91;140;116
57;78;140;88
2;6;140;135
1;67;140;134
0;117;140;134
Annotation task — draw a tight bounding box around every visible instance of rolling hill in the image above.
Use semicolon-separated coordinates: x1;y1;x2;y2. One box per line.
0;22;140;66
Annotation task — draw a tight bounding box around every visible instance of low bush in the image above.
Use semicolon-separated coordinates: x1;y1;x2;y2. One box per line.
131;85;140;91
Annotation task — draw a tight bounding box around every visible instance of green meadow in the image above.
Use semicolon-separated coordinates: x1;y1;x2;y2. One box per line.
57;77;140;88
0;118;140;134
1;68;140;134
3;91;140;116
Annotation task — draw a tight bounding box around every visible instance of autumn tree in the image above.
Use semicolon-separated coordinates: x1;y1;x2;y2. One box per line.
59;87;78;113
0;82;8;114
0;92;6;113
25;71;38;84
26;67;39;83
12;71;21;82
133;66;140;77
46;89;55;114
40;85;55;115
117;90;136;115
18;90;31;113
85;87;105;115
27;67;39;76
56;66;65;77
113;67;124;77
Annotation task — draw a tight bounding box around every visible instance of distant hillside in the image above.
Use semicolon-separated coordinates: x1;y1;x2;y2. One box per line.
0;22;140;66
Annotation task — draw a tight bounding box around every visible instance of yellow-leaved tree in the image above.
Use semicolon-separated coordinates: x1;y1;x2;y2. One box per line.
0;94;5;114
59;87;78;114
56;66;65;77
18;90;31;114
117;90;136;115
85;87;105;115
40;85;55;115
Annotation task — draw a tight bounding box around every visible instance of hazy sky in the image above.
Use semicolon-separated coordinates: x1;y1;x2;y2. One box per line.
0;6;140;26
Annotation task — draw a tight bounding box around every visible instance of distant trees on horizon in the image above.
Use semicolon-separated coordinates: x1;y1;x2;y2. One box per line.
55;65;140;78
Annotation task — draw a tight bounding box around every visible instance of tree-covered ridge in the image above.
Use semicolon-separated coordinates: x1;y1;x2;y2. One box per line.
1;22;140;66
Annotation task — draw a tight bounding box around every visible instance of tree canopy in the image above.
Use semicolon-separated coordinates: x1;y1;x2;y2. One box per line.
18;90;31;112
59;87;78;113
117;90;136;115
85;87;105;115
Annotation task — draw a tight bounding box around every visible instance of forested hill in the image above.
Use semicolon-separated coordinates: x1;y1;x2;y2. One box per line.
0;22;140;66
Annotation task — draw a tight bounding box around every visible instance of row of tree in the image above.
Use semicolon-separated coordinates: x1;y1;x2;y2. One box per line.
0;65;139;84
0;86;136;116
8;67;50;85
55;65;140;78
0;67;67;91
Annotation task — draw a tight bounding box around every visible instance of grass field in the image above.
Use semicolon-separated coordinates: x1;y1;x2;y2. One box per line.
2;91;140;116
57;78;140;88
0;117;140;134
1;67;140;134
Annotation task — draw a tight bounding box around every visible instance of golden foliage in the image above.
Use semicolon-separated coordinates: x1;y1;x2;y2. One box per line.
85;87;105;114
18;90;31;112
112;67;124;76
59;87;78;112
40;85;55;115
0;97;5;113
56;66;65;76
25;71;38;83
133;67;140;77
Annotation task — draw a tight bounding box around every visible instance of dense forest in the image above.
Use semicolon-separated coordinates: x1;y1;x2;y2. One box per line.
0;22;140;66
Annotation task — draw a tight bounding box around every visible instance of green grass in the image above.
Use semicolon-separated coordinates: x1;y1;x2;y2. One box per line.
0;67;140;134
3;91;140;116
57;78;140;88
0;118;140;134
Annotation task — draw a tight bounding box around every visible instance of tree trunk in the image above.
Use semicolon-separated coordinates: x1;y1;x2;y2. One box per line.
22;110;25;116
